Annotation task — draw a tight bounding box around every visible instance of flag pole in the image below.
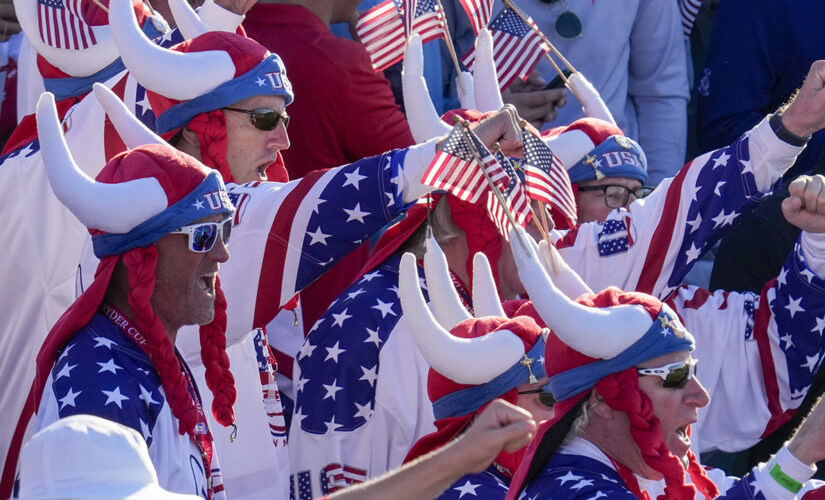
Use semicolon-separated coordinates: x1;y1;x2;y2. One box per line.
91;0;109;13
452;117;532;250
432;0;467;97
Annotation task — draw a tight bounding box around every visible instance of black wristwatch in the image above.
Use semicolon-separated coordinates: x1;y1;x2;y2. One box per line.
769;112;811;147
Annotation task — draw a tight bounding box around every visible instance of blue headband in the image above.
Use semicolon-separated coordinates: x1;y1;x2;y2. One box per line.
548;305;694;402
92;171;234;257
432;338;547;420
156;55;294;133
44;18;165;101
568;135;648;185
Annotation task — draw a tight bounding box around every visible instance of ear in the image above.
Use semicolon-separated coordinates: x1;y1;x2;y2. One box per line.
588;390;615;421
176;127;203;160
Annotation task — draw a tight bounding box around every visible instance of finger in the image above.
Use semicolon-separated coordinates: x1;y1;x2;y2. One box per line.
781;196;803;221
803;176;824;213
787;175;809;199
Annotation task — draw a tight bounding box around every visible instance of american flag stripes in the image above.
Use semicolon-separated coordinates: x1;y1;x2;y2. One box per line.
38;0;98;50
461;7;547;91
457;0;494;35
356;0;444;71
486;151;530;240
421;126;505;203
521;129;577;227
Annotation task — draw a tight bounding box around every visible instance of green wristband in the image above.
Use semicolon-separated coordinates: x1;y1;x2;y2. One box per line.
769;464;803;493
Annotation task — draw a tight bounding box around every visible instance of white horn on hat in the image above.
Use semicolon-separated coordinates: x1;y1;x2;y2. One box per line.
109;0;235;101
566;72;615;125
456;70;475;110
37;92;168;234
508;226;653;358
472;29;504;112
92;83;165;149
13;0;119;76
537;239;593;300
402;34;451;142
400;252;526;385
471;252;506;317
423;237;471;329
168;0;209;39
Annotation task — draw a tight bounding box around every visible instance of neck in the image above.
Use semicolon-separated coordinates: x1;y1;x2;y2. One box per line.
580;424;664;481
105;288;179;346
441;238;471;289
262;0;333;24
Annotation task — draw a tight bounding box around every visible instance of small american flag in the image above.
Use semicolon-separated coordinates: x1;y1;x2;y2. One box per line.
421;126;506;203
461;7;547;91
522;129;577;227
486;151;530;240
457;0;493;35
356;0;444;71
38;0;98;50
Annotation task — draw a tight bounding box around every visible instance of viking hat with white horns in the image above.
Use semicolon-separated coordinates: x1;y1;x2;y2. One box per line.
28;91;237;444
400;239;548;477
108;0;293;182
504;227;718;500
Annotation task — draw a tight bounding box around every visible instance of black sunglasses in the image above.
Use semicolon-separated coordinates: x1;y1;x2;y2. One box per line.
518;388;556;407
637;359;698;388
223;107;290;131
577;184;655;209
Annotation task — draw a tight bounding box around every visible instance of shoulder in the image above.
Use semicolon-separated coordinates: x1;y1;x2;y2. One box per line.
47;314;165;442
438;469;509;499
521;453;636;499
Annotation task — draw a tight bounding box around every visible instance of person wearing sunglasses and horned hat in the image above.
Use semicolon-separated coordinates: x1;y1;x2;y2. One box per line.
500;217;825;499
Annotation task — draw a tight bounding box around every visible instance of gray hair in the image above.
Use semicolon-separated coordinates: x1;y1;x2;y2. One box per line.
398;197;465;259
570;399;593;436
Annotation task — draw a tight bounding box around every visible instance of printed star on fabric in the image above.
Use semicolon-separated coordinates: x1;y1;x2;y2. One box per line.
139;418;153;440
712;151;730;169
324;341;346;363
711;210;731;228
790;385;809;401
556;471;582;486
57;344;74;362
686;213;702;234
777;268;788;288
324;415;344;434
58;388;82;410
570;479;594;490
93;337;116;350
811;315;825;336
97;358;123;375
364;328;382;347
311;197;327;214
684;243;701;264
54;363;77;380
193;199;205;210
292;407;307;428
779;334;794;351
298;341;317;359
361;270;382;282
713;180;726;196
372;299;396;318
295;375;309;392
802;354;821;373
359;365;379;387
138;385;160;407
135;95;152;116
102;387;130;409
344;203;370;223
739;158;754;175
453;479;481;498
799;267;816;284
749;478;761;496
585;492;607;500
331;309;353;328
353;401;374;421
687;183;701;203
255;76;267;87
347;288;366;301
389;285;401;297
342;168;368;190
323;379;343;400
784;296;805;318
307;227;331;246
386;191;395;207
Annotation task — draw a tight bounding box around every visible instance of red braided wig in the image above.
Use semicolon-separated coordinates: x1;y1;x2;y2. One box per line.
198;276;236;426
595;369;718;500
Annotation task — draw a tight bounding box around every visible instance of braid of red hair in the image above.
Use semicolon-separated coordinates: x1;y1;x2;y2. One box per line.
122;246;199;436
187;111;232;182
198;275;236;427
595;369;697;500
686;449;719;499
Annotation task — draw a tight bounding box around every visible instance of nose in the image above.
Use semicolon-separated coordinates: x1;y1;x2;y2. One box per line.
208;232;231;264
684;375;710;409
266;123;290;152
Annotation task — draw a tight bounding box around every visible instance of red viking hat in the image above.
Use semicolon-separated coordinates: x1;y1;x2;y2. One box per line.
3;92;238;496
399;241;548;477
504;227;718;500
107;0;292;182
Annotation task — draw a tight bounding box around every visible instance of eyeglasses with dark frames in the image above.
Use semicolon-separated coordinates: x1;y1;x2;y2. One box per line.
577;184;655;209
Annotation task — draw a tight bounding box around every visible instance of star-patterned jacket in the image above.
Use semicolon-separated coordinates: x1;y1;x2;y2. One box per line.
35;313;226;500
518;436;824;500
438;466;510;500
287;116;808;499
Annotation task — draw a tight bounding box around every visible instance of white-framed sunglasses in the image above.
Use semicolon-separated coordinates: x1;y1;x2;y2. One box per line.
637;359;698;388
169;217;233;253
